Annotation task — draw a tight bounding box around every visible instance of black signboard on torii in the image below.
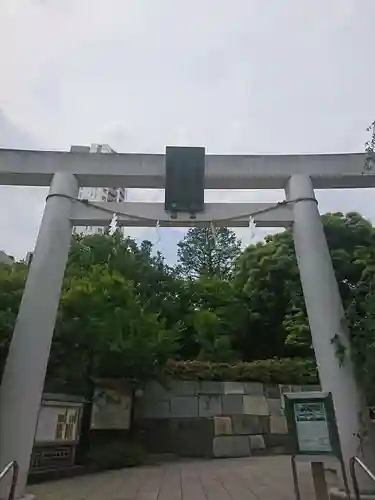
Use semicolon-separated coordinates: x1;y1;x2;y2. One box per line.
164;146;205;216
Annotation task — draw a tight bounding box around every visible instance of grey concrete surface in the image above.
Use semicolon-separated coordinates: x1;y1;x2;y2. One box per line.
28;456;338;500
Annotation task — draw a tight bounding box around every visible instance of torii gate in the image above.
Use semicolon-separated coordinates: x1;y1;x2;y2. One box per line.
0;147;374;497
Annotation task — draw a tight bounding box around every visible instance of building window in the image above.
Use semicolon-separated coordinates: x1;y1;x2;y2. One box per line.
55;409;79;441
55;413;66;440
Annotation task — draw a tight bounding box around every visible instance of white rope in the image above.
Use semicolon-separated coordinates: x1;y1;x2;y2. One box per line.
46;194;317;226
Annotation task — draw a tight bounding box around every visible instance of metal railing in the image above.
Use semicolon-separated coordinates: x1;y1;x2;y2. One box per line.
0;461;19;500
349;456;375;500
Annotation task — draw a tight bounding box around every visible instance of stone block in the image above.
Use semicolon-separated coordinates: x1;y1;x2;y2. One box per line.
133;400;143;420
258;416;271;434
222;395;244;415
199;395;222;417
143;381;170;401
310;385;321;392
214;416;232;436
268;445;289;455
224;382;245;394
231;415;262;435
243;395;269;416
268;398;282;416
141;400;170;419
169;380;199;396
171;418;214;457
299;385;321;393
249;435;266;451
137;419;175;453
199;381;223;394
244;382;264;395
270;415;288;434
279;386;294;414
279;384;292;393
213;436;251;458
265;384;280;398
170;396;199;418
264;433;291;453
290;385;304;392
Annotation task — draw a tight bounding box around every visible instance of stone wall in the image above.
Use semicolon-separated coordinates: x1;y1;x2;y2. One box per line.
135;380;319;458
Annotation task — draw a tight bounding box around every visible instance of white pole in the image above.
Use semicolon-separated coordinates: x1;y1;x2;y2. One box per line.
285;174;375;494
0;173;79;498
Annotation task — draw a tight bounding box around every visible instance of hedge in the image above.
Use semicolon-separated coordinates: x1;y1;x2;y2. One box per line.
164;358;318;384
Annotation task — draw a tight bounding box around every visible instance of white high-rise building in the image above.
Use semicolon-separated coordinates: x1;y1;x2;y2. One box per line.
73;144;127;236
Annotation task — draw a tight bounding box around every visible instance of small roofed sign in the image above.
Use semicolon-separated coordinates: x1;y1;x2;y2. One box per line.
284;392;342;458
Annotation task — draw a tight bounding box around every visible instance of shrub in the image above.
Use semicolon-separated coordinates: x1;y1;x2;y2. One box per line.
88;440;146;469
164;358;317;384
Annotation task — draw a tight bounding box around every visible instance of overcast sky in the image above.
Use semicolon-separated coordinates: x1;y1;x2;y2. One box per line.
1;0;375;262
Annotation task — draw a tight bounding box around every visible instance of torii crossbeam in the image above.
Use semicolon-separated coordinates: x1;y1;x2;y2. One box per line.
0;148;371;189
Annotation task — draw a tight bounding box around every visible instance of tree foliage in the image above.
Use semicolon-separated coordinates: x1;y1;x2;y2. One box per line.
177;227;241;279
48;234;178;394
235;229;301;359
0;263;27;379
50;265;176;394
235;212;375;357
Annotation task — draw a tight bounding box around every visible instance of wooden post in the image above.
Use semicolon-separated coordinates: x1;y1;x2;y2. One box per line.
291;456;301;500
311;462;329;500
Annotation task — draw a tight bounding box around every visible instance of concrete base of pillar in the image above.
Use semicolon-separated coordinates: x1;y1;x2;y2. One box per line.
330;487;375;499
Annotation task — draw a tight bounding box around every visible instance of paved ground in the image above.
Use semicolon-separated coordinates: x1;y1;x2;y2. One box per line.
28;456;338;500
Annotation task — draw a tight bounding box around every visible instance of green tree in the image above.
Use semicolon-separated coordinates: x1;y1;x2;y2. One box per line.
183;277;250;362
192;309;234;362
235;212;375;359
67;233;184;332
0;262;28;378
177;227;241;279
343;247;375;404
282;212;375;350
0;234;182;389
47;263;177;395
235;229;300;360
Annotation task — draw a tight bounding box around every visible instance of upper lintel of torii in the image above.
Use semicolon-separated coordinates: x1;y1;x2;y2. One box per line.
0;147;372;189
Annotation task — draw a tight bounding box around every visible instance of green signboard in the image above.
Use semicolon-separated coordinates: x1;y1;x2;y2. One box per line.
284;392;342;458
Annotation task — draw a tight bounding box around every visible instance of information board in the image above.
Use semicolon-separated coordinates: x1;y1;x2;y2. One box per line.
284;392;342;458
91;387;132;430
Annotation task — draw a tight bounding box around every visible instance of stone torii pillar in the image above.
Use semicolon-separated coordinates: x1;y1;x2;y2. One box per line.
0;173;79;498
286;174;375;494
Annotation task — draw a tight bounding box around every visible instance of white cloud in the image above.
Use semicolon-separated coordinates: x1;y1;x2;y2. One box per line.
1;0;375;260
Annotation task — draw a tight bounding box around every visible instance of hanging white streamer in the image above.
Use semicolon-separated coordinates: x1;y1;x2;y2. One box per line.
109;213;118;235
210;222;217;246
248;215;257;241
154;220;161;245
